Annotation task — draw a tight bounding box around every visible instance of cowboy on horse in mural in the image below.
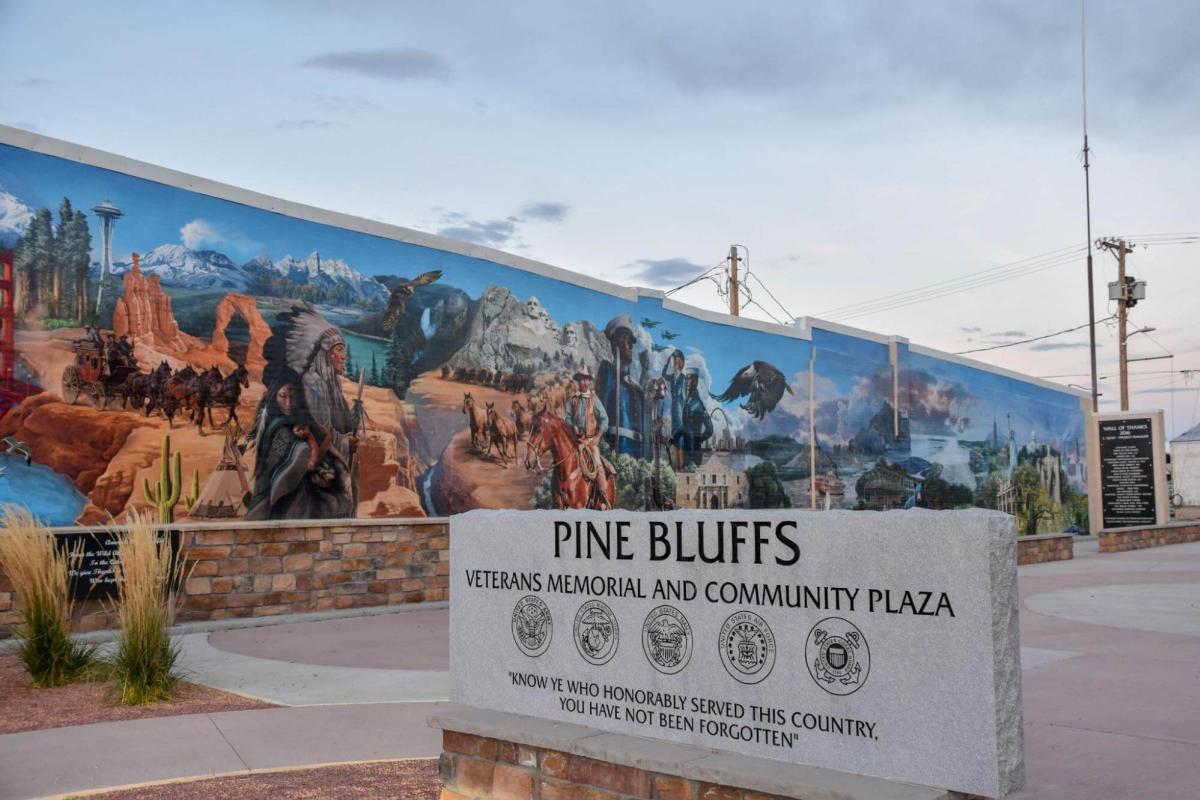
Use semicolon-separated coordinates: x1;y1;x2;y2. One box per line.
526;370;616;510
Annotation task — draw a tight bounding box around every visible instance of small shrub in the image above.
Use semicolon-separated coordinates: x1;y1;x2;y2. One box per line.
109;512;186;704
0;506;96;687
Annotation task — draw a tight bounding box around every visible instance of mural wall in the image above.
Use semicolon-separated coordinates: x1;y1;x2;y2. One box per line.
0;134;1088;529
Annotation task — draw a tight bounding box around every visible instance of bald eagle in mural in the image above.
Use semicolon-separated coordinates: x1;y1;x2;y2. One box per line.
381;270;443;331
712;360;793;420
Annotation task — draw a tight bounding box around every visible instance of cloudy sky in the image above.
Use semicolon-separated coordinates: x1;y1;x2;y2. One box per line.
2;0;1198;436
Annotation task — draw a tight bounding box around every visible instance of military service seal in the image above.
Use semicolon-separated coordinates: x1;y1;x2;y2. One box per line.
718;610;776;684
574;600;619;665
641;605;693;674
806;617;870;695
511;595;552;658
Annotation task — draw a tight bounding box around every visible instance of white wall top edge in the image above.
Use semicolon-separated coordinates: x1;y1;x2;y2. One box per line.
797;316;902;346
907;343;1091;398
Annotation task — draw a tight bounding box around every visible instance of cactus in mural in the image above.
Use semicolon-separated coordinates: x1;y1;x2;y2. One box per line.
142;435;201;523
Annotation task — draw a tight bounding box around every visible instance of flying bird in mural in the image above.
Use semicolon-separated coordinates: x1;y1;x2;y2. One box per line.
640;317;661;328
661;330;679;340
712;360;793;420
382;270;443;331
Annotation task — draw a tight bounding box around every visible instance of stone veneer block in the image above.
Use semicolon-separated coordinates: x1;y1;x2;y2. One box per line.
450;509;1023;798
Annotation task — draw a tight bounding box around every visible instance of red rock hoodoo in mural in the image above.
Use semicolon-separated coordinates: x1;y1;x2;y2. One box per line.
211;292;271;377
111;253;189;352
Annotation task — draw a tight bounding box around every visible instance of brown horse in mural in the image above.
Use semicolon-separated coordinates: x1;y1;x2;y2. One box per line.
485;401;519;467
524;410;615;510
462;392;489;452
511;399;531;439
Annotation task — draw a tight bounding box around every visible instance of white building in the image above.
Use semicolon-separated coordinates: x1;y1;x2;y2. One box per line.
1170;422;1200;519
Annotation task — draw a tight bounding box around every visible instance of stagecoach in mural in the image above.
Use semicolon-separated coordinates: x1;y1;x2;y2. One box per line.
61;338;140;408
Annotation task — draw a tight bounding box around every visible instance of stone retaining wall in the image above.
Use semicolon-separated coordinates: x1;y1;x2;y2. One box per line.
1098;521;1200;553
0;518;449;635
440;730;786;800
1016;532;1074;565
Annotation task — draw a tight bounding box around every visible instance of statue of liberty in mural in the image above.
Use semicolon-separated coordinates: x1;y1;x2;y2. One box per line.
245;307;360;520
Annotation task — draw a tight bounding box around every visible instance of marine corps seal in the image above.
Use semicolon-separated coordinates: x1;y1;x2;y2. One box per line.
574;600;619;665
806;617;870;695
718;610;776;684
641;605;692;675
511;595;552;658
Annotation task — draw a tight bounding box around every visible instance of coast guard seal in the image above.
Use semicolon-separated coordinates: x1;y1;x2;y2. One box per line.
574;600;619;665
641;605;692;675
511;595;552;657
718;610;776;684
806;617;870;695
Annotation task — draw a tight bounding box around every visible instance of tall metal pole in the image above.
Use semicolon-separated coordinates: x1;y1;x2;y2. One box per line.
1082;0;1099;413
728;245;740;316
1117;242;1129;411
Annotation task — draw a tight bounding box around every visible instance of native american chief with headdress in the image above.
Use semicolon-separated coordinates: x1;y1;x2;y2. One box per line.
245;307;359;520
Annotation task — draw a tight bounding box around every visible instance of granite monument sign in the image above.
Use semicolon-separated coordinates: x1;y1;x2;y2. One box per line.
449;509;1025;798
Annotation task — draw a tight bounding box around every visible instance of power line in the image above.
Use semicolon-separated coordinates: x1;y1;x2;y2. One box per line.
955;315;1116;355
817;244;1088;322
664;260;728;296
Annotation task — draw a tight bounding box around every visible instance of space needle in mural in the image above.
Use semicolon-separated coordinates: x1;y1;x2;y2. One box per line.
91;199;123;312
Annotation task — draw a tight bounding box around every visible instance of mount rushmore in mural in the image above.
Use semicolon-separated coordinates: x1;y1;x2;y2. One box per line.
0;142;1087;528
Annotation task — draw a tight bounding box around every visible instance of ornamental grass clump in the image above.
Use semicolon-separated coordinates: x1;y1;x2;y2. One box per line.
110;511;186;704
0;505;96;687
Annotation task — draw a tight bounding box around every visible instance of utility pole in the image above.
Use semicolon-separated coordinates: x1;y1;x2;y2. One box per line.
728;245;740;316
1100;238;1145;411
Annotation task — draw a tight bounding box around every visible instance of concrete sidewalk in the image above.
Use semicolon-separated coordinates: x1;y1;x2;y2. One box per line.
0;703;451;800
1;537;1199;799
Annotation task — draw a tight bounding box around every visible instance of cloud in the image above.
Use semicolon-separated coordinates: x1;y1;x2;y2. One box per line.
301;47;451;82
180;219;222;249
20;78;53;89
626;257;708;289
627;3;1200;127
1029;341;1095;352
436;211;519;247
275;118;333;131
518;201;570;223
907;368;975;436
960;326;982;334
434;199;572;248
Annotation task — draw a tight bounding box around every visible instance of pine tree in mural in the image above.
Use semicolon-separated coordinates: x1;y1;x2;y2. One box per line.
67;209;93;323
383;326;417;398
14;208;54;316
369;351;380;387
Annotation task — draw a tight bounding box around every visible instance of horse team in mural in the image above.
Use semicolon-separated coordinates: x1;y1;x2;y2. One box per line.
0;140;1088;528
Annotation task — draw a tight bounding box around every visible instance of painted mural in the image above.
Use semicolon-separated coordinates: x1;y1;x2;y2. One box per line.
0;139;1087;529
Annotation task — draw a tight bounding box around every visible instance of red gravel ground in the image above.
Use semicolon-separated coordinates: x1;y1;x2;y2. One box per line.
0;653;272;735
74;759;440;799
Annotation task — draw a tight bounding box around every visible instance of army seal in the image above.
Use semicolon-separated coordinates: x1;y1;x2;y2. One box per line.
718;610;776;684
573;599;619;665
806;617;870;695
511;595;552;658
641;605;693;675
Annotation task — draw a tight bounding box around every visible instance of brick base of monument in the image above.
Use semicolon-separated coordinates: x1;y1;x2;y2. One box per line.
431;708;960;800
1099;521;1200;552
440;730;782;800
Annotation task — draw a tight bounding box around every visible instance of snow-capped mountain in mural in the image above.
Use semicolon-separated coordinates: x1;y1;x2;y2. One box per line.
110;245;387;306
119;244;250;290
0;190;33;246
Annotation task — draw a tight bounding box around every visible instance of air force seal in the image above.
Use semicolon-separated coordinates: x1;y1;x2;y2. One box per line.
806;617;870;695
719;610;776;684
642;605;692;674
511;595;552;658
574;600;619;665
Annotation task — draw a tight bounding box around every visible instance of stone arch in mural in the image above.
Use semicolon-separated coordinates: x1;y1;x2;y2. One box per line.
210;293;271;378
